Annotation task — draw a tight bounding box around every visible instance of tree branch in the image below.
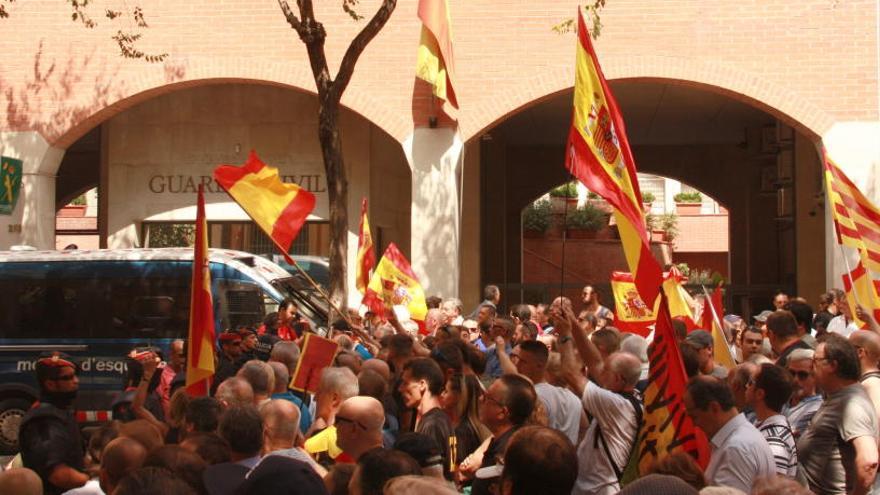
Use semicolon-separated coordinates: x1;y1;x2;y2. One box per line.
278;0;332;96
331;0;396;103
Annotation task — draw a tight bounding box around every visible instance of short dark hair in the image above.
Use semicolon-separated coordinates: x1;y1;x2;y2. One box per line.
521;321;539;341
479;303;498;318
786;301;814;329
185;397;222;433
403;357;445;396
114;467;196;495
687;376;735;412
430;341;464;375
218;405;263;457
519;340;549;365
502;426;577;495
742;326;763;338
766;310;798;339
484;285;501;302
279;298;297;312
822;333;861;381
426;295;442;309
180;432;230;465
679;343;700;378
754;364;793;412
511;304;531;322
389;334;414;358
354;449;422;495
144;445;207;495
499;374;537;425
592;328;621;354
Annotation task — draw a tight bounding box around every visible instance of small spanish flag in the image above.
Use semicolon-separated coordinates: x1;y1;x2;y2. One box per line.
415;0;458;108
362;243;428;333
186;184;216;396
356;198;376;295
213;151;316;259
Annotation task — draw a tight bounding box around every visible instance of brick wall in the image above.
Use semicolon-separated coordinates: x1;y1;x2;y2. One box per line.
674;213;730;253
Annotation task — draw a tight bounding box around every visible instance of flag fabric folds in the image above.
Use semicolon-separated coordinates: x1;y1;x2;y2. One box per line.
611;271;654;337
624;291;710;480
416;0;458;108
186;184;216;396
565;9;662;304
356;198;376;295
214;151;316;262
825;154;880;273
362;243;428;334
841;260;880;329
701;285;736;369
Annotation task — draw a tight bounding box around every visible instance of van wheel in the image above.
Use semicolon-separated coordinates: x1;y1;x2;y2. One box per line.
0;397;32;455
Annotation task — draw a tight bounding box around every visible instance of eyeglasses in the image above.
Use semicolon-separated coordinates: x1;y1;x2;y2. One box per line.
335;415;366;430
53;373;76;382
787;369;811;380
813;356;830;364
480;393;505;408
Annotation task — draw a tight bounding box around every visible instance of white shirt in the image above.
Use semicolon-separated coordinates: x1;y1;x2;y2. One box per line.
828;315;860;338
706;413;776;492
63;479;105;495
573;382;640;495
534;382;582;445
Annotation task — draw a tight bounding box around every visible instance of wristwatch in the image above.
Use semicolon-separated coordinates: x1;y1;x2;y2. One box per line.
560;335;572;344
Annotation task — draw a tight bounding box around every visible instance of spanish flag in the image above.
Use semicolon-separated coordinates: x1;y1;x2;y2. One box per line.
662;267;699;331
362;243;428;333
565;9;662;304
841;260;880;329
415;0;458;108
701;284;736;370
356;198;376;295
623;290;710;481
186;185;215;396
213;151;316;261
825;153;880;273
611;271;654;337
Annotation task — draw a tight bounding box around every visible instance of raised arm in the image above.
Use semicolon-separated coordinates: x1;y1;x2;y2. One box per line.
132;353;170;437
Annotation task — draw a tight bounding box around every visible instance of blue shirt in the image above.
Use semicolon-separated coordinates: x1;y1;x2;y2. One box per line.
271;391;313;433
484;343;512;379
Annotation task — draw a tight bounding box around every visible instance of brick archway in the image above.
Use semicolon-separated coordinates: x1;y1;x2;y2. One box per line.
51;56;412;151
460;54;835;143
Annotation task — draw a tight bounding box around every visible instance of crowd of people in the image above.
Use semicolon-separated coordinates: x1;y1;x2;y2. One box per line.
1;285;878;495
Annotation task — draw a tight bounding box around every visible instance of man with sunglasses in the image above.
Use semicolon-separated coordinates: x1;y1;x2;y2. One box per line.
335;396;386;461
18;352;88;494
782;348;822;440
212;330;245;394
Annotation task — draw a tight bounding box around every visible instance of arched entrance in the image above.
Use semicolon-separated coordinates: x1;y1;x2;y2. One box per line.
476;80;825;317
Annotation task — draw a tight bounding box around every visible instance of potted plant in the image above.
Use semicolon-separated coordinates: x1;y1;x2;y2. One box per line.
659;213;678;242
522;200;552;238
549;182;579;213
565;203;608;239
587;190;613;213
641;191;656;211
673;191;702;215
59;194;87;217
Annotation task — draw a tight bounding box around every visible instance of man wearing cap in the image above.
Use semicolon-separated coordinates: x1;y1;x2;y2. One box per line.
18;352;89;494
237;327;258;361
686;330;729;379
213;331;244;394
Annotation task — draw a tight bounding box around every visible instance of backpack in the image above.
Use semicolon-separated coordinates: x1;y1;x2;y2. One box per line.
593;390;643;482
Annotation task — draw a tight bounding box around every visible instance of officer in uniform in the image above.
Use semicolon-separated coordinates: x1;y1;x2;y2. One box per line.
237;326;259;362
211;331;244;394
18;352;89;494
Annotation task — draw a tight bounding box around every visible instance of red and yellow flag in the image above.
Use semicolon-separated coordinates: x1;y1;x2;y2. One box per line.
213;151;316;262
842;260;880;329
416;0;458;108
362;243;428;334
624;291;710;480
701;284;736;369
825;154;880;273
611;271;654;337
186;184;216;396
565;9;662;304
356;198;376;295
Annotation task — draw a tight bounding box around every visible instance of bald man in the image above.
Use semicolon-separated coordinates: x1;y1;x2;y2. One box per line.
335;396;386;461
215;376;255;408
99;437;147;494
260;399;325;477
361;358;391;382
851;330;880;420
0;468;43;495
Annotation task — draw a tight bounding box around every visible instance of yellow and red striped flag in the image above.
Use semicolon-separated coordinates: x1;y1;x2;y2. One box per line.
624;290;710;481
825;154;880;273
186;184;215;396
565;9;662;304
416;0;458;108
841;260;880;329
701;284;736;370
362;243;428;334
662;267;699;331
213;151;316;263
356;198;376;295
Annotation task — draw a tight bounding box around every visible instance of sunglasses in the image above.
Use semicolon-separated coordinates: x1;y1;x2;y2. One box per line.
335;415;366;430
788;369;811;380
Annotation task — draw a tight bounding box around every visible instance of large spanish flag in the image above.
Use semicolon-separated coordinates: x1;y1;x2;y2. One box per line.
415;0;458;108
623;291;710;481
186;185;215;396
825;153;880;273
213;151;316;261
356;198;376;295
565;9;662;304
362;243;428;333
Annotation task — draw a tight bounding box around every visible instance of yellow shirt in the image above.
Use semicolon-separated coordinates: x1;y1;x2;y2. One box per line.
304;425;344;459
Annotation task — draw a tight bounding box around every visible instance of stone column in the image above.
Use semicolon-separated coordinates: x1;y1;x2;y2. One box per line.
0;132;65;250
403;127;464;299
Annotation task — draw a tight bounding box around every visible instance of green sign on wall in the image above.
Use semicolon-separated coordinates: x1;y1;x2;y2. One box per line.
0;156;22;215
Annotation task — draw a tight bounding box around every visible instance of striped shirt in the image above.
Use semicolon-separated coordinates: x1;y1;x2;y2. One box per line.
783;394;823;439
755;414;798;478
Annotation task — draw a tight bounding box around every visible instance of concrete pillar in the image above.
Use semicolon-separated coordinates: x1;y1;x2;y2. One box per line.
403;127;463;299
823;121;880;288
0;132;64;250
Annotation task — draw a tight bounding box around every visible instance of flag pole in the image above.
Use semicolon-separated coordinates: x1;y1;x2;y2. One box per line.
279;250;356;330
700;284;725;333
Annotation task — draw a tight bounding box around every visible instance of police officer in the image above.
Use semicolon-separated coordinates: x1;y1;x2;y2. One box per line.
211;331;244;394
18;352;88;494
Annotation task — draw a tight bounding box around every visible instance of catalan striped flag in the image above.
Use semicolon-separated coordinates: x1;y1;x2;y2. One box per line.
841;260;880;329
825;154;880;273
362;243;428;334
416;0;458;108
186;185;215;396
214;151;316;263
565;9;663;304
356;198;376;295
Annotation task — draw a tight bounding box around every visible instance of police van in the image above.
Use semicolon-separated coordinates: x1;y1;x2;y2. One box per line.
0;248;328;453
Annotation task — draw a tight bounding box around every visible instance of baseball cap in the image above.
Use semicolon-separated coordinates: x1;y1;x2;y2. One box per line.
753;310;774;323
685;329;713;349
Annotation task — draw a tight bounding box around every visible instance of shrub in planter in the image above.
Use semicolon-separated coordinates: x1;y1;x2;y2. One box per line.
673;191;702;203
641;191;656;204
523;200;552;234
550;182;579;198
659;213;678;241
565;204;607;232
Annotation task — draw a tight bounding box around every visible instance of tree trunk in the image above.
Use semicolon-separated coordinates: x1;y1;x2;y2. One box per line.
319;99;348;312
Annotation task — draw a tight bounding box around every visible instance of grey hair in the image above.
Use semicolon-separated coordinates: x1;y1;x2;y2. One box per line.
237;360;275;396
787;348;815;363
609;352;642;387
319;366;359;399
620;335;649;363
442;298;463;312
270;341;301;372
